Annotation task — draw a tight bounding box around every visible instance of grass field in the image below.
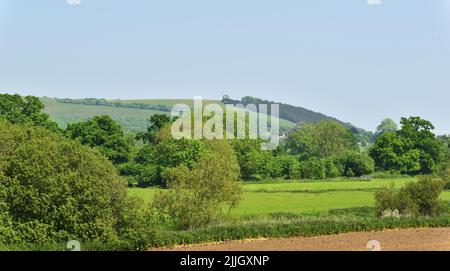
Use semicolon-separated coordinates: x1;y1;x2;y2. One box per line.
42;97;296;133
42;97;164;132
129;177;450;217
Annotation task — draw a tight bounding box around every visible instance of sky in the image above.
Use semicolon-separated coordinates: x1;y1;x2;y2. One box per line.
0;0;449;134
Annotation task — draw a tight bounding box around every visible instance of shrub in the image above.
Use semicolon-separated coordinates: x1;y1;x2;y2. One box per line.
337;152;375;177
324;158;342;178
300;158;326;179
282;156;302;179
0;121;153;247
436;161;450;189
152;140;242;229
263;155;300;179
374;176;447;217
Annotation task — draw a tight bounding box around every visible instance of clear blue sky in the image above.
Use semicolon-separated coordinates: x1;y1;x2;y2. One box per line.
1;0;449;134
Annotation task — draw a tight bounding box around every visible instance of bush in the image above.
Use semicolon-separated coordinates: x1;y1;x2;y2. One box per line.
152;140;242;229
118;162;158;187
324;158;342;178
282;156;302;179
337;152;375;177
263;155;300;179
0;121;153;247
375;176;447;217
300;158;326;179
436;161;450;189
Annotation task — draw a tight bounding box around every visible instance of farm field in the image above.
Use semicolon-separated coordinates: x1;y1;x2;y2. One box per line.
41;97;296;133
129;177;450;217
41;97;165;132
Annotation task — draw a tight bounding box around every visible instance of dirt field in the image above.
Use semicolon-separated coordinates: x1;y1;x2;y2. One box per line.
151;227;450;251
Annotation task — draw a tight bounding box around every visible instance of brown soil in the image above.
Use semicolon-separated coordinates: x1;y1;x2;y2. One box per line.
150;227;450;251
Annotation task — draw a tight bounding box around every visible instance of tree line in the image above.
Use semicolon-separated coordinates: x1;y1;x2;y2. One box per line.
1;94;448;188
56;97;171;112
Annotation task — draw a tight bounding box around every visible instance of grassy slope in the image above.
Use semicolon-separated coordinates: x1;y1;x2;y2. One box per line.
42;97;163;132
129;177;450;217
42;97;296;133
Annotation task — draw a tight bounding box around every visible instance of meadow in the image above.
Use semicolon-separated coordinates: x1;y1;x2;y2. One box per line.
129;177;450;217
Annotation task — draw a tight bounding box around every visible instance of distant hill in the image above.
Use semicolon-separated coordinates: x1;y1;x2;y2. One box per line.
222;96;342;124
222;96;374;144
42;96;373;144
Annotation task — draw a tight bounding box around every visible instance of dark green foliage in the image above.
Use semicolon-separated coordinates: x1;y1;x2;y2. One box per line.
300;158;326;179
0;94;59;132
232;139;271;180
0;121;153;247
264;155;301;179
323;158;342;178
66;115;134;164
375;176;447;217
136;114;172;144
118;162;158;187
336;152;375;177
370;117;442;175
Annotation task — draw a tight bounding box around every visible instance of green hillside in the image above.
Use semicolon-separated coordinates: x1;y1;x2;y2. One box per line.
41;97;296;133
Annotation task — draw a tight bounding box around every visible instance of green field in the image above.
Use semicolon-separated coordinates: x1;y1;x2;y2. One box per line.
42;97;296;133
129;178;450;217
42;97;164;132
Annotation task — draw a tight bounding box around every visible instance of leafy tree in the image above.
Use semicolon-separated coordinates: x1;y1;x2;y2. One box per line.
0;94;59;132
324;158;342;178
369;117;442;174
336;152;375;177
0;121;152;246
130;124;205;187
66;115;134;164
375;118;398;138
286;121;357;159
117;162;158;187
136;114;171;144
232;139;271;180
300;158;326;179
152;140;242;229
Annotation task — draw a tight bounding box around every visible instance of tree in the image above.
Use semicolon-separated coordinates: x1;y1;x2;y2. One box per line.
286;121;357;159
232;139;271;180
127;123;205;187
136;114;171;144
152;140;242;229
0;121;152;246
66;115;134;165
0;94;59;132
335;152;375;177
375;118;398;138
369;117;442;174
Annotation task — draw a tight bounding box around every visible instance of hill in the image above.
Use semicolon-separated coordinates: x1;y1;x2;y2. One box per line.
41;97;296;133
42;96;373;144
222;96;374;144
